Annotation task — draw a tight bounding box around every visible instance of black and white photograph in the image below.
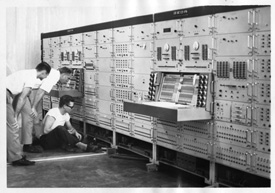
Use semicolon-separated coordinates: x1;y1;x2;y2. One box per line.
0;0;273;191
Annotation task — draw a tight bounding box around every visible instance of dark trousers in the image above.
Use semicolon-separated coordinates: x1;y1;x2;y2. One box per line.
40;126;80;150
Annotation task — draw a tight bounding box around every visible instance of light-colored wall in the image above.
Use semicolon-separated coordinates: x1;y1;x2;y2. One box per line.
6;0;267;75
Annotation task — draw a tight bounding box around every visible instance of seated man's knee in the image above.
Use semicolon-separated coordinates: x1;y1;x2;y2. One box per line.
55;126;67;132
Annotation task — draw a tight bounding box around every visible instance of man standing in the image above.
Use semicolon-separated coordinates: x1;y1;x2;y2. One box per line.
21;67;72;153
7;62;51;166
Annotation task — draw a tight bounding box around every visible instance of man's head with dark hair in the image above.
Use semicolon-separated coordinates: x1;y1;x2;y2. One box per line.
35;62;51;80
59;95;75;113
58;67;72;84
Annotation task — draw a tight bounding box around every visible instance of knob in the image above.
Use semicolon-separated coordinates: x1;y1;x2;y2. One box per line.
164;43;170;52
193;41;200;51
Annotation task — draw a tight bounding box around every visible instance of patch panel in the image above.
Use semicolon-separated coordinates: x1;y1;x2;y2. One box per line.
112;74;132;88
254;32;271;56
233;61;247;79
251;128;270;153
96;112;113;131
132;122;153;143
253;57;271;80
84;59;96;70
132;74;150;91
214;142;252;172
97;29;113;44
85;107;97;125
111;88;132;102
155;19;182;39
252;104;270;129
214;9;253;34
83;31;97;45
132;41;153;58
96;58;113;72
253;80;270;104
216;61;230;78
114;118;131;136
84;84;96;95
215;80;252;102
231;102;252;126
254;7;271;31
182;15;212;37
42;48;51;59
215;33;253;56
84;95;96;108
251;151;270;178
113;103;130;119
60;47;71;66
178;134;210;160
97;44;113;58
132;58;153;74
83;45;97;58
97;72;113;87
71;33;82;46
154;38;181;71
96;99;113;115
60;35;71;47
51;48;60;59
214;121;251;148
132;23;154;41
71;46;83;67
181;36;212;67
51;37;60;48
114;59;131;73
84;70;96;85
214;100;232;122
49;59;61;69
132;113;152;123
178;121;211;139
214;57;253;80
156;128;177;151
113;26;132;42
95;86;112;101
114;43;132;57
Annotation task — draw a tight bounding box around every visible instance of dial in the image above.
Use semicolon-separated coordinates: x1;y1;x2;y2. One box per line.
164;43;170;52
193;41;200;50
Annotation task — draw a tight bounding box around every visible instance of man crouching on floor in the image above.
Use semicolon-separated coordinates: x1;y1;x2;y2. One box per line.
39;95;100;153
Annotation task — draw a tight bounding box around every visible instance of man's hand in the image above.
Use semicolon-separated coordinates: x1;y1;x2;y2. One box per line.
30;108;38;119
75;132;82;141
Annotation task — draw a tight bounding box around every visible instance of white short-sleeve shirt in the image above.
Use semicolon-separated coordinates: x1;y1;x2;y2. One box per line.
43;108;70;134
6;69;38;95
39;69;60;93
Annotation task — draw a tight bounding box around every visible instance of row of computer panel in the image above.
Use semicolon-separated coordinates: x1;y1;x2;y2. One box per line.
42;7;270;49
42;92;270;180
77;122;270;187
77;109;271;180
42;32;270;75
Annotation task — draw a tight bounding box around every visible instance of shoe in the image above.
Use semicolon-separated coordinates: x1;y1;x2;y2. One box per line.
86;143;102;153
12;155;35;166
81;135;90;144
23;145;43;153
